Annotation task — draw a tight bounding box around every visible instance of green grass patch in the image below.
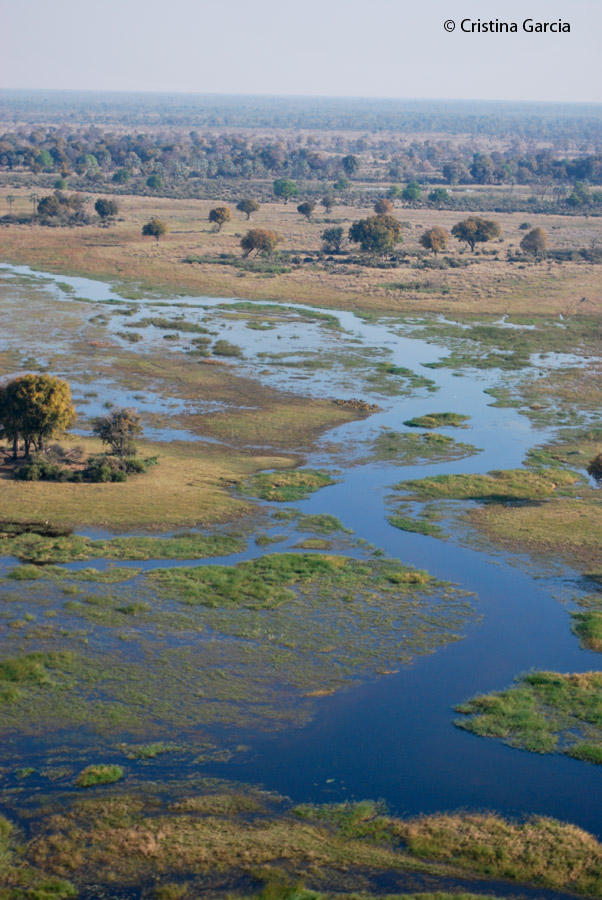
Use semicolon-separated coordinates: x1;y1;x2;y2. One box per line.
455;670;602;762
388;517;443;538
241;470;338;502
0;530;245;564
572;611;602;653
124;316;210;334
7;564;141;583
76;764;124;787
403;413;470;429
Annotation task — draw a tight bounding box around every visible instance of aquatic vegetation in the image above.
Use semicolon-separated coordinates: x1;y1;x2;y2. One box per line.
388;516;443;538
0;651;75;704
395;467;580;502
399;811;602;896
241;470;338;502
76;764;124;787
455;671;602;763
368;430;480;465
0;529;245;564
11;784;602;899
7;564;141;583
124;316;210;334
368;363;437;395
213;339;244;357
572;611;602;652
403;413;470;429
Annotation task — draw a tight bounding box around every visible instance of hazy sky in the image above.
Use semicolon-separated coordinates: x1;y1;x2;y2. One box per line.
1;0;601;103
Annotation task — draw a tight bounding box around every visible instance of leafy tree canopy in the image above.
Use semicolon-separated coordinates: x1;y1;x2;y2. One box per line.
236;199;260;220
142;217;169;242
209;206;232;231
273;178;298;203
348;214;402;255
520;227;548;256
92;407;143;458
420;226;450;256
240;228;282;257
451;216;501;251
0;374;76;458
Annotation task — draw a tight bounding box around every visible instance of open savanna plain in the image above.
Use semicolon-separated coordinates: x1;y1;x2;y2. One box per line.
2;186;602;317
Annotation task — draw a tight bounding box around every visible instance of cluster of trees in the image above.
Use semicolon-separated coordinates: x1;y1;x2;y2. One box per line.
4;123;602;205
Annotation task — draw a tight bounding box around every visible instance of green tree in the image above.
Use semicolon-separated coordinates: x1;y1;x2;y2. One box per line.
240;228;282;257
341;155;359;177
95;198;119;220
374;198;393;215
321;195;335;214
297;201;315;221
520;227;548;257
142;217;169;242
236;199;260;220
273;178;298;203
112;168;131;184
0;374;76;458
386;186;403;200
348;215;402;255
451;216;501;251
402;181;422;202
420;226;450;256
321;226;344;253
146;174;163;190
428;188;450;205
209;206;232;231
92;407;143;458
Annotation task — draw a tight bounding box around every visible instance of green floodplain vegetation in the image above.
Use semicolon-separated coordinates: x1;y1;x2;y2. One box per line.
1;240;602;898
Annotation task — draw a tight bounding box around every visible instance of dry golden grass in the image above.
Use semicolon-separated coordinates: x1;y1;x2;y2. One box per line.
2;187;602;317
467;497;602;572
0;436;291;529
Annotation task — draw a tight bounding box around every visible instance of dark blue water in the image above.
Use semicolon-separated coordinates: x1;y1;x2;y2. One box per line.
0;263;600;842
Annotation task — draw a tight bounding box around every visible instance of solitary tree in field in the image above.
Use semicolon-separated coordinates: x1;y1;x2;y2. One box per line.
142;217;169;243
321;226;344;253
240;228;282;257
6;194;15;215
374;198;393;215
349;215;402;256
273;178;298;203
321;195;335;214
95;198;119;221
387;186;403;201
209;206;232;231
297;201;315;221
451;216;501;251
341;155;359;177
92;407;143;458
420;226;450;256
0;374;76;458
236;199;260;220
520;227;548;257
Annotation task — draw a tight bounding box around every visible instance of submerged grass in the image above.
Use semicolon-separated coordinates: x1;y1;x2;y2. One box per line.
572;611;602;653
367;431;481;466
455;670;602;763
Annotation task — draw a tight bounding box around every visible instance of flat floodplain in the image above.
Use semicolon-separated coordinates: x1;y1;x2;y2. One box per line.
1;262;602;899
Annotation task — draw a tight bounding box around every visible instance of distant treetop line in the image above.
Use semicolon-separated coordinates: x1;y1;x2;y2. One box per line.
2;90;602;140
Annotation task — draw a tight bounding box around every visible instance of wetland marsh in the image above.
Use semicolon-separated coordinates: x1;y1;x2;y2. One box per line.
1;263;602;899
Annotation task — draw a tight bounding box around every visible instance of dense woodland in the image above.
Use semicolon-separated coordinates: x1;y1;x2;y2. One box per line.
2;93;602;214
